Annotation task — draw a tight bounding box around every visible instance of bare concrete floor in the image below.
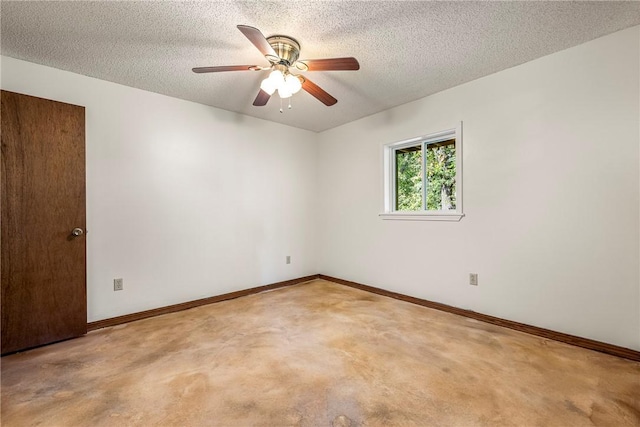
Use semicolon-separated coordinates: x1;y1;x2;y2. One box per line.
2;279;639;426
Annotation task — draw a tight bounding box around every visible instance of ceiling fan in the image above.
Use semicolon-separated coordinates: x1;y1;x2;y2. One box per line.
193;25;360;109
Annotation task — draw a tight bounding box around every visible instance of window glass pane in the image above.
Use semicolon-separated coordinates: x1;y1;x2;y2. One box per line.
395;145;422;211
426;139;456;210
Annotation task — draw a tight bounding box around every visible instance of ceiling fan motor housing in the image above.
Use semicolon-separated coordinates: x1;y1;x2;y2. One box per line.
267;36;300;66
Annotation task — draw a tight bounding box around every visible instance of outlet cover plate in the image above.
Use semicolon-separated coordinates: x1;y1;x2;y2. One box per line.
469;273;478;286
114;278;124;291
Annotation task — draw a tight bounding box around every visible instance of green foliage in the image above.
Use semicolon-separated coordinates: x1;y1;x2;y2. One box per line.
396;149;422;211
395;143;456;211
426;145;456;210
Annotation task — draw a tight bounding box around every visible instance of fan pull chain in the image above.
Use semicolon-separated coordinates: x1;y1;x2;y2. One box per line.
278;98;293;113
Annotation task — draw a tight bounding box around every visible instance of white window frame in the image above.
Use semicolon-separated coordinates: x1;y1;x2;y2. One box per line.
380;122;464;221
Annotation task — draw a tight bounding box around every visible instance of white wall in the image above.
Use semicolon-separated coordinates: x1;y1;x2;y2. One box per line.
1;56;318;322
317;27;640;350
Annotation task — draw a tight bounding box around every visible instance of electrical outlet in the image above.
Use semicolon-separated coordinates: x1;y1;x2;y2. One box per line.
286;256;291;264
114;278;124;291
469;273;478;286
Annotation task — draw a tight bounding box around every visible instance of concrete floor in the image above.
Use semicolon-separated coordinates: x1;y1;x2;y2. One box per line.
1;279;639;426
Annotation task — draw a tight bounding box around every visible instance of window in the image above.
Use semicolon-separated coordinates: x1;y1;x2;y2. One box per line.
381;123;464;221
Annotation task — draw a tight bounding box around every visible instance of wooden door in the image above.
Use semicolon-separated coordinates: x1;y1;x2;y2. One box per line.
1;91;87;354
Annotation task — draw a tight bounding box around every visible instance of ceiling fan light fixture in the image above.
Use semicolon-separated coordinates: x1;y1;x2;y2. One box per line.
285;74;302;94
260;77;277;95
261;70;301;100
268;70;285;86
278;87;293;99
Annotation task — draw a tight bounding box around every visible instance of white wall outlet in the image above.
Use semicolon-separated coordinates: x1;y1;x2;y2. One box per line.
469;273;478;286
286;256;291;264
114;278;124;291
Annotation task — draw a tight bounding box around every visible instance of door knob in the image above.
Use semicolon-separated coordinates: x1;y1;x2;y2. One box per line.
71;228;84;237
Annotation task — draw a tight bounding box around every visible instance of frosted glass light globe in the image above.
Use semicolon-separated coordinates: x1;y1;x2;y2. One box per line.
285;74;302;94
278;87;292;99
268;70;285;86
260;77;277;95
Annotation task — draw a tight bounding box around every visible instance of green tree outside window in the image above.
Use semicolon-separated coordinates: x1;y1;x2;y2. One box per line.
395;142;456;211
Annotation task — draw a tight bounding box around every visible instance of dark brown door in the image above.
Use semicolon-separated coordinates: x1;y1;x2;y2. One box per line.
1;90;87;354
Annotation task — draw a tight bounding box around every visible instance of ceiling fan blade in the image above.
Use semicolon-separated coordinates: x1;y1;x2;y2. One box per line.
295;57;360;71
192;65;260;73
301;77;337;106
237;25;279;59
253;89;271;106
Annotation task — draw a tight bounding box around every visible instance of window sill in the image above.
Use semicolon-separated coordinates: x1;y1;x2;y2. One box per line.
379;211;465;222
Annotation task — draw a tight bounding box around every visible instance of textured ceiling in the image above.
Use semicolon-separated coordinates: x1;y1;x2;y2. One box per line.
2;1;639;132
